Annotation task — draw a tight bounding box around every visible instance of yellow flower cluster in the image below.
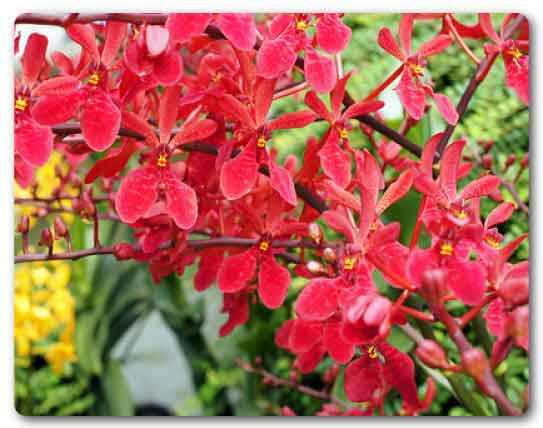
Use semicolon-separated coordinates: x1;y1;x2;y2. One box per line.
15;151;78;226
15;260;77;374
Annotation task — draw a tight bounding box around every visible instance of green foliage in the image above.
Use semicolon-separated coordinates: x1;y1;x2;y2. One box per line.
15;365;95;416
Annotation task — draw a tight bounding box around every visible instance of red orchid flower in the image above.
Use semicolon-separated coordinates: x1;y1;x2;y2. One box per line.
484;233;529;356
217;204;292;310
344;342;420;410
166;13;257;52
470;199;516;265
257;13;352;93
115;87;217;229
124;24;183;86
15;33;53;187
480;13;529;105
320;150;415;288
407;235;486;305
31;23;125;152
378;14;458;124
218;77;317;205
304;73;384;188
414;137;501;233
485;261;528;352
275;314;355;373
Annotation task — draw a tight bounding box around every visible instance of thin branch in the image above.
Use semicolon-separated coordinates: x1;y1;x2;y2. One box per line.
236;358;350;408
14;236;322;264
50;125;330;214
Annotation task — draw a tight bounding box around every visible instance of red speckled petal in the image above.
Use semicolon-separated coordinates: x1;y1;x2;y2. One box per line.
115;166;160;224
163;169;198;230
81;90;121;151
258;254;291;309
220;144;258;200
15;119;53;166
217;249;257;293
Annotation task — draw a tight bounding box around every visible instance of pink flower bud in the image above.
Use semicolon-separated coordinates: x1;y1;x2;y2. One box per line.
38;228;53;248
505;154;517;168
521;154;529;169
308;222;322;244
499;278;529;307
506;305;529;350
420;268;447;305
482;154;493;170
113;243;135;260
322;247;337;263
306;260;325;274
53;216;68;238
416;339;449;369
363;295;391;326
461;348;489;381
17;215;29;234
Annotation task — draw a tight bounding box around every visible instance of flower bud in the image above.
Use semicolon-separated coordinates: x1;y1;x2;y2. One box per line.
322;247;336;263
505;154;517;168
113;243;135;260
498;278;529;307
306;260;325;274
308;222;322;244
17;215;29;234
461;348;489;381
481;154;493;170
38;228;53;248
480;140;494;153
419;268;447;305
521;154;529;169
53;216;68;238
416;339;449;369
506;305;529;347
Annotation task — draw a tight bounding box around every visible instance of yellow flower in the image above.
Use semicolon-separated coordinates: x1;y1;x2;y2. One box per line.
47;263;71;290
14;259;77;375
45;342;77;375
31;266;51;286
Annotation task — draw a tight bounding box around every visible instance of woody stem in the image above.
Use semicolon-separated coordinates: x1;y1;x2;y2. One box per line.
236;358;350;408
14;236;327;264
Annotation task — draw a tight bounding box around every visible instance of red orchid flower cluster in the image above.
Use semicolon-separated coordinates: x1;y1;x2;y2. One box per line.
14;12;529;416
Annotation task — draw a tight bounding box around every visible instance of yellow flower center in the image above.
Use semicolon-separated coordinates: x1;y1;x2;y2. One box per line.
409;63;424;76
259;241;270;252
343;256;357;271
339;128;349;140
212;72;222;83
257;136;267;148
369;222;379;232
296;19;308;31
452;208;467;220
484;235;500;249
15;96;28;112
157;153;168;168
507;47;523;60
439;242;454;256
367;345;378;359
88;72;100;86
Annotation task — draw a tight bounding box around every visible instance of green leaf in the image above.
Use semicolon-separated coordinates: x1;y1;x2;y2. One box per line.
101;359;134;416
